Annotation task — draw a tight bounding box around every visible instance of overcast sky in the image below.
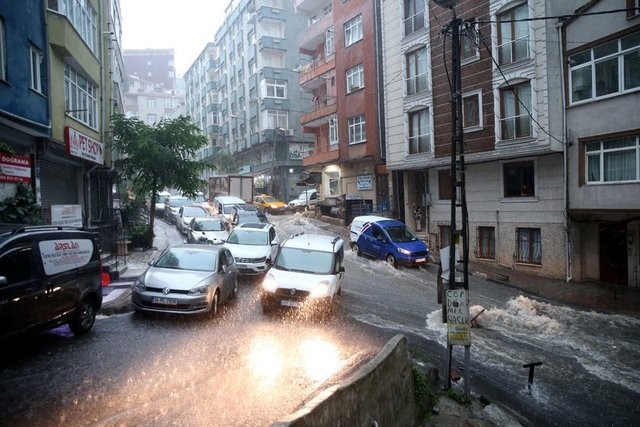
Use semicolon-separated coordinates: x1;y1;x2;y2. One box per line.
121;0;229;77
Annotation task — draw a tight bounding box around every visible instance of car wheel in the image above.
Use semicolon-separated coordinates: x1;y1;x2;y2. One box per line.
386;254;397;268
231;277;239;299
210;290;220;317
70;298;96;335
352;243;361;256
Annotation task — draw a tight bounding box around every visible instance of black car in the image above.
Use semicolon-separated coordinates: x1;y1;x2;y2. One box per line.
0;225;103;341
230;205;269;229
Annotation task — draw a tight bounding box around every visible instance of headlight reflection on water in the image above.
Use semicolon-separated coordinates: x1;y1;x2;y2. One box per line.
248;335;341;389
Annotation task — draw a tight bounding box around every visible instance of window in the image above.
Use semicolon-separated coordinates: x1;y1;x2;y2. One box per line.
346;64;364;93
65;63;98;128
404;0;425;35
503;161;535;197
408;108;430;154
147;114;156;124
48;0;98;53
146;97;156;108
329;114;338;147
165;98;173;108
497;3;529;65
30;46;44;93
516;228;541;264
0;18;6;81
462;91;482;130
586;136;640;183
477;227;495;259
0;244;35;284
627;0;640;18
500;81;531;140
438;169;451;200
344;14;363;47
406;47;428;95
569;31;640;103
262;78;286;98
264;109;288;129
461;22;479;62
348;114;366;144
325;28;335;55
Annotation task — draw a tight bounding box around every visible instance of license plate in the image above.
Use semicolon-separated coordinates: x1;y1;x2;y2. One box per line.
415;258;426;263
152;297;178;305
280;299;302;308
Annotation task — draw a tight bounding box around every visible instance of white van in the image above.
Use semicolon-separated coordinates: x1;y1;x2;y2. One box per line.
213;196;247;222
349;215;390;244
288;189;318;211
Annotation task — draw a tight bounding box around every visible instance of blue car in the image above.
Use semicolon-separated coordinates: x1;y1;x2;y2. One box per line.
352;218;431;267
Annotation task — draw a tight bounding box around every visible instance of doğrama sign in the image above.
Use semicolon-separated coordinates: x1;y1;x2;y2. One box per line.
65;126;104;164
0;152;32;184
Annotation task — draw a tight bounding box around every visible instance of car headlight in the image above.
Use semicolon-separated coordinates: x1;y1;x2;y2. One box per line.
310;281;331;298
262;273;277;292
188;285;209;295
133;278;145;291
398;247;411;255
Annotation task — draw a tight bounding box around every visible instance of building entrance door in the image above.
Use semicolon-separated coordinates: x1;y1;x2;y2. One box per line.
599;223;628;286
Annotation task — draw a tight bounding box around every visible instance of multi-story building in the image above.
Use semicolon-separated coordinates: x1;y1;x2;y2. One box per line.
382;0;583;279
214;0;313;202
184;43;222;164
295;0;388;208
0;0;124;226
0;1;50;203
562;1;640;287
124;74;185;125
123;48;176;91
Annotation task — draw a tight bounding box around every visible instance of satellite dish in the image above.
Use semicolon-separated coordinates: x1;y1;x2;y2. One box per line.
433;0;456;8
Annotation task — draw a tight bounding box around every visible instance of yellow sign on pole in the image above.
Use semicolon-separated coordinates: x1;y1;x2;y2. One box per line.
446;289;471;346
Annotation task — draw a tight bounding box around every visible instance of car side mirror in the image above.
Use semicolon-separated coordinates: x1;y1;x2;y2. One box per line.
339;266;345;273
0;276;8;286
266;258;273;265
147;260;154;266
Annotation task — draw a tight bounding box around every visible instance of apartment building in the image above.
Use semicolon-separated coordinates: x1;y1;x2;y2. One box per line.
123;48;176;91
295;0;388;206
563;1;640;287
124;74;185;125
0;0;124;225
213;0;313;202
382;0;583;279
184;43;221;163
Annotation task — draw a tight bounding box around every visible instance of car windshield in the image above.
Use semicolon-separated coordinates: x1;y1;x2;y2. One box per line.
183;206;207;217
227;229;269;245
384;225;419;243
170;198;190;207
238;213;268;224
262;196;278;203
275;247;334;274
194;219;225;231
155;248;216;271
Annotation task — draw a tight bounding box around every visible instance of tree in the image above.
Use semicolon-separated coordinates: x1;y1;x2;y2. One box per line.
109;114;213;247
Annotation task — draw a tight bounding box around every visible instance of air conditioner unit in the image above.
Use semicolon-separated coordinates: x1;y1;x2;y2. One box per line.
284;129;294;137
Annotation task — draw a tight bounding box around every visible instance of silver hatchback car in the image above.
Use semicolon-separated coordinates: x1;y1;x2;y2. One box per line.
132;244;238;316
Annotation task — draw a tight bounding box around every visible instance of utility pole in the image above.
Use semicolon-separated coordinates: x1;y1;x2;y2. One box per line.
435;0;471;399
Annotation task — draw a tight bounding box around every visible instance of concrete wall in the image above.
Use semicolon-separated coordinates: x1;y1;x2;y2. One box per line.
272;334;418;427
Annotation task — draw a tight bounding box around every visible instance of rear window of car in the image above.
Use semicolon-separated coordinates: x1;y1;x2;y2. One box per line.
227;230;268;245
183;206;207;216
195;220;225;231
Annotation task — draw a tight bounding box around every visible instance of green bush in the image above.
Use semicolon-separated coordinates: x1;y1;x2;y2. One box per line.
0;184;44;224
126;222;152;248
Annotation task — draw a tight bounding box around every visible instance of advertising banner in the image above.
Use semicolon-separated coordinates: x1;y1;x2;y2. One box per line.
0;152;32;184
39;239;94;275
65;126;104;164
50;204;83;227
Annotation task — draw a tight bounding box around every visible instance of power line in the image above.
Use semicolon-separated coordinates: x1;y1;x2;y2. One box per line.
475;7;640;24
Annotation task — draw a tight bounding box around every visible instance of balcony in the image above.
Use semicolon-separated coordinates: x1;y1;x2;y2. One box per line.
258;36;286;52
206;81;219;91
302;142;339;166
257;5;286;22
299;56;335;87
300;99;336;127
294;0;332;15
298;11;333;52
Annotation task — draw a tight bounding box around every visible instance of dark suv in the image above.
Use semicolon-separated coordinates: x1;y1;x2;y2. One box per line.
0;225;103;341
230;204;269;230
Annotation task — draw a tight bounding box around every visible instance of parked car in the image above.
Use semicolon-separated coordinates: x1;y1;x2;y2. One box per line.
253;194;287;214
153;191;171;215
350;216;432;268
230;204;269;230
187;216;229;244
260;233;345;315
212;196;247;222
176;205;211;234
131;244;238;316
165;195;207;224
224;223;278;276
288;189;318;211
0;225;103;341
